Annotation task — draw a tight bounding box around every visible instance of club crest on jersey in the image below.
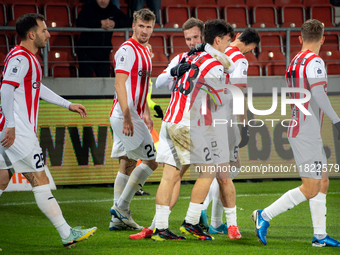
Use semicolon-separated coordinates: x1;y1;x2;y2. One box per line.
32;81;41;89
314;67;324;78
117;55;127;67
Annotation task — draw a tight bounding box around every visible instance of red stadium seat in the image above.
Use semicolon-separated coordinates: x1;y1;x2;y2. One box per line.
302;0;328;7
48;33;76;59
252;4;279;28
319;50;340;75
194;5;220;23
169;34;188;55
259;34;284;53
152;52;168;77
0;1;7;26
44;3;72;27
280;5;306;28
0;33;9;55
164;5;191;28
217;0;245;7
322;33;340;52
111;32;126;54
274;0;302;6
223;5;250;28
7;2;39;26
48;50;78;77
289;33;302;53
246;0;274;8
258;51;286;76
51;65;79;77
245;52;262;76
149;33;168;57
74;3;84;23
309;5;335;27
161;0;187;7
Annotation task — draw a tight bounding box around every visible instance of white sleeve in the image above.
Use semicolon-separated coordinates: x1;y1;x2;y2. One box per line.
306;57;327;89
204;44;235;73
40;84;71;109
155;54;181;90
114;45;135;75
311;85;340;124
229;58;248;87
1;83;15;127
2;56;29;88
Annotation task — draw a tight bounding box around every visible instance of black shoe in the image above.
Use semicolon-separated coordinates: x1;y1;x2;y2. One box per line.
180;220;214;240
135;189;150;196
151;228;186;241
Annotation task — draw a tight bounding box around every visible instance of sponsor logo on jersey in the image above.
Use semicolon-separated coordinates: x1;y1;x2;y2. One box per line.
9;65;20;77
138;70;151;77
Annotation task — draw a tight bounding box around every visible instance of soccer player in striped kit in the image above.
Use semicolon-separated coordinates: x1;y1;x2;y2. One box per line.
109;8;158;230
0;13;97;248
253;19;340;247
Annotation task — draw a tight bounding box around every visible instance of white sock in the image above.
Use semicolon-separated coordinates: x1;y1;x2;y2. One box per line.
0;189;3;197
155;204;170;229
202;178;215;210
263;187;307;221
32;184;71;239
117;163;153;210
113;172;129;206
150;214;156;230
185;202;203;225
309;192;327;236
211;179;223;228
224;206;237;227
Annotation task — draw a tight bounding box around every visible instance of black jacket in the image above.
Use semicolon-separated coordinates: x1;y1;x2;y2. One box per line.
76;1;131;60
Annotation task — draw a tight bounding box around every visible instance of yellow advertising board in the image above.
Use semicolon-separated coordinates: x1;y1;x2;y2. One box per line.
38;95;340;185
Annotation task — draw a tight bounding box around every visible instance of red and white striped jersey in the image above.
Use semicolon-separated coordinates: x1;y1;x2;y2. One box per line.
110;38;152;119
163;51;224;125
225;46;248;87
0;45;42;136
285;50;327;138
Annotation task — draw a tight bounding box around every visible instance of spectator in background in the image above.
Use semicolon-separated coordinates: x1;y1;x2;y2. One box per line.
132;0;161;26
77;0;131;77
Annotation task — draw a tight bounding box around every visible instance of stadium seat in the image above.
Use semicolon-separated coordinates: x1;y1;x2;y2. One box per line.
188;0;214;6
169;34;188;55
322;33;340;52
274;0;302;6
44;3;72;27
309;5;335;27
251;4;279;28
217;0;245;7
223;5;250;28
149;33;168;57
164;5;191;28
48;33;76;60
7;2;39;26
0;33;9;55
74;3;84;24
161;0;187;7
51;65;78;78
259;34;284;53
48;51;78;77
0;1;6;26
151;52;168;77
258;51;286;76
319;50;340;75
194;5;220;23
245;52;263;76
245;0;274;8
111;32;127;54
302;0;328;7
280;5;306;28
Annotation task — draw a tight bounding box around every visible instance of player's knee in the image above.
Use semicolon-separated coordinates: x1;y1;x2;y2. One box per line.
145;160;158;171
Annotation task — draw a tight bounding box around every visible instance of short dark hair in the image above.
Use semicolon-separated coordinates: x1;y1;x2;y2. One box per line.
133;8;156;24
182;18;204;35
204;19;234;45
16;13;45;40
301;19;324;43
237;28;260;46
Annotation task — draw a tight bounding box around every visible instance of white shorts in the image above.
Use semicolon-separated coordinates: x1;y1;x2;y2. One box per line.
156;121;182;169
288;135;326;179
202;124;229;165
110;117;156;161
0;135;44;173
111;132;127;159
156;121;213;167
228;122;240;162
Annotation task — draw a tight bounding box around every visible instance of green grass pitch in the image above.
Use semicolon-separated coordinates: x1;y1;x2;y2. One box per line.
1;179;340;254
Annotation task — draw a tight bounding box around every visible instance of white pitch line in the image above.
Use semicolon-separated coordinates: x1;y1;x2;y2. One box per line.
1;192;339;207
